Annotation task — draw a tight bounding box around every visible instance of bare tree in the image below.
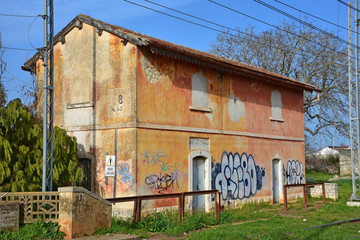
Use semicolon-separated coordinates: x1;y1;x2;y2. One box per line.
0;33;7;107
210;21;348;150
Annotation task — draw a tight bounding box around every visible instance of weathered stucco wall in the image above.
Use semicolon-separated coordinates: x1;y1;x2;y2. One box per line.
136;51;304;138
41;23;138;196
58;186;112;239
135;50;305;207
36;21;306;210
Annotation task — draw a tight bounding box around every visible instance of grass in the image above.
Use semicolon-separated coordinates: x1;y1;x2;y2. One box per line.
99;170;360;239
187;171;359;240
2;170;358;239
0;219;65;240
305;169;335;182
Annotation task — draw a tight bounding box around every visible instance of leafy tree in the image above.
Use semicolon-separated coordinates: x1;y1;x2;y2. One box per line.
210;21;348;149
0;33;7;107
0;99;83;192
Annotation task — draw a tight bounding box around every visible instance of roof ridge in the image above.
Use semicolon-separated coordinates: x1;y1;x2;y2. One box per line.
23;14;320;92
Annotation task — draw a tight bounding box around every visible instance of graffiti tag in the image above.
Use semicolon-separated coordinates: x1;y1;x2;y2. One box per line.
283;160;304;185
145;151;168;165
145;172;179;193
160;162;179;172
212;152;266;201
118;163;135;191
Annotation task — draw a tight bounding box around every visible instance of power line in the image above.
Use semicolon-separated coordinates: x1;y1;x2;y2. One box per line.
0;13;38;18
2;46;36;51
27;16;41;50
254;0;353;48
142;0;280;49
274;0;351;33
338;0;360;13
141;0;345;65
208;0;356;61
123;0;350;69
123;0;228;36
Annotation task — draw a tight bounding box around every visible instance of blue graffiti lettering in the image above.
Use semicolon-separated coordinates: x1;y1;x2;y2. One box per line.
145;151;168;165
212;152;265;201
117;163;135;191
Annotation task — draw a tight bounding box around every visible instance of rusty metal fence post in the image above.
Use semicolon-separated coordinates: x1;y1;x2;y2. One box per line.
303;185;308;208
215;191;220;222
107;190;221;223
179;193;185;223
135;197;142;222
284;185;288;210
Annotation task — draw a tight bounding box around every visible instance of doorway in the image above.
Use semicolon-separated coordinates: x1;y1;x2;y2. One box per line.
272;159;281;203
188;150;211;212
193;156;206;211
79;158;92;191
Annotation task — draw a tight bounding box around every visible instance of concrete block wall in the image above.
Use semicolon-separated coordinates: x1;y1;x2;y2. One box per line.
308;183;338;201
58;187;112;239
339;149;358;176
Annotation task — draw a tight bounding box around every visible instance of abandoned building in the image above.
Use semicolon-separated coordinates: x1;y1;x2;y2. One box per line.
23;14;320;214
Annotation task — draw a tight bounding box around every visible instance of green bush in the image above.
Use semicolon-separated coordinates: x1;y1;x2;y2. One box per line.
0;219;65;240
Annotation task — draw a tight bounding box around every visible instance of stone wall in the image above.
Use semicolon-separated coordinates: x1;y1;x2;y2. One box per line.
58;187;112;239
339;149;359;176
0;203;19;231
308;183;338;200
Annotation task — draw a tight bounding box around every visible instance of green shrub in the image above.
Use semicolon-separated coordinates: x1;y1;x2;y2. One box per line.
0;219;65;240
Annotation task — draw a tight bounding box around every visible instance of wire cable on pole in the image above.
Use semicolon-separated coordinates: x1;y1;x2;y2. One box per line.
0;13;38;18
27;15;41;50
338;0;360;13
123;0;351;68
208;0;358;62
2;46;36;51
141;0;348;67
274;0;352;33
254;0;354;48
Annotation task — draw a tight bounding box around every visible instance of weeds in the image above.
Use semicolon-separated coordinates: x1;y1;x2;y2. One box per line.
0;219;65;240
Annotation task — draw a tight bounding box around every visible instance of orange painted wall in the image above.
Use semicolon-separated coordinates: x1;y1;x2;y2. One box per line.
136;49;306;206
35;22;306;207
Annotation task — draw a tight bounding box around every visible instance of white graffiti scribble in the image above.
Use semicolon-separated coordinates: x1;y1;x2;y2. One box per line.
283;160;305;185
212;152;266;201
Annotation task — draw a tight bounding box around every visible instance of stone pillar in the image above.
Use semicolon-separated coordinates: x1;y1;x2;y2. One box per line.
58;186;112;239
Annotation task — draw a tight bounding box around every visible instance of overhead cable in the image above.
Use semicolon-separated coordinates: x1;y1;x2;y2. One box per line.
338;0;360;13
0;13;38;18
208;0;356;61
274;0;352;33
2;46;36;51
141;0;344;64
122;0;350;68
254;0;354;48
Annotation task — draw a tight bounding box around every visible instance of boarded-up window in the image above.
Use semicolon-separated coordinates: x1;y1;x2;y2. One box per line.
191;72;208;108
271;90;283;121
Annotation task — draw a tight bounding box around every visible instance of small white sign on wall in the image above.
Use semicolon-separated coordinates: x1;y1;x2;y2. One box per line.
105;155;116;177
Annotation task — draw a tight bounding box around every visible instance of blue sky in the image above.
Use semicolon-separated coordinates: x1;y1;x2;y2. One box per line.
0;0;350;148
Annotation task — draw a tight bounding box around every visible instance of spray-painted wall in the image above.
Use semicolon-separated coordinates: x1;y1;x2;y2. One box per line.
33;21;306;210
136;49;305;207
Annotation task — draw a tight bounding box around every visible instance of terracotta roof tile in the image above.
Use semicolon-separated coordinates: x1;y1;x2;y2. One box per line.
23;14;320;92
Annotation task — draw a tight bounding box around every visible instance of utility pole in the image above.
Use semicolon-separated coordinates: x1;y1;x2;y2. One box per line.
348;0;360;201
42;0;54;192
